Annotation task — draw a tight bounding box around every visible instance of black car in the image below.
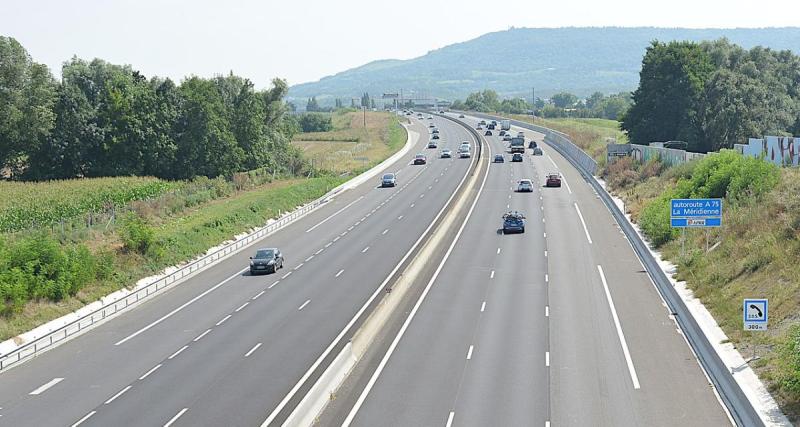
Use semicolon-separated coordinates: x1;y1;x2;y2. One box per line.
499;130;506;136
432;134;440;140
484;130;492;136
511;153;523;162
250;248;284;274
414;154;427;165
529;140;538;148
493;154;504;163
502;211;526;234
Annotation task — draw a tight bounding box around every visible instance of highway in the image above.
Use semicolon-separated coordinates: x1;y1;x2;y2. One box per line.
330;115;732;426
0;115;478;426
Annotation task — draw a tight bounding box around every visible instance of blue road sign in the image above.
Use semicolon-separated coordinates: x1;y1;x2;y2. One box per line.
671;198;722;228
743;299;768;331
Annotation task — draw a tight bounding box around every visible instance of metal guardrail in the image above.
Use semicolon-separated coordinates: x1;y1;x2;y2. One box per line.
0;188;340;372
459;111;762;426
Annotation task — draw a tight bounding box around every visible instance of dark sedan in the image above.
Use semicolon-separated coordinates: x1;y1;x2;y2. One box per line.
249;248;284;274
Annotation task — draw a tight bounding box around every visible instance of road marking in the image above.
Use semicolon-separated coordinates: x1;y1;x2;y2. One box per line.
315;248;324;254
508;194;512;199
546;422;551;427
543;217;545;223
563;177;573;194
252;290;266;300
139;364;162;380
193;329;212;341
547;154;558;168
329;239;336;245
294;263;304;271
305;256;314;262
507;204;510;209
30;378;63;395
398;215;403;220
545;351;550;366
348;225;354;231
104;385;132;405
298;299;311;311
168;345;188;360
446;412;455;427
360;216;366;221
480;301;486;312
382;229;389;235
574;203;593;244
543;232;546;238
71;411;96;427
282;271;292;279
597;265;641;389
235;302;249;312
164;408;188;427
115;268;245;346
546;306;550;317
544;250;548;257
497;247;501;254
245;343;262;357
410;203;415;208
419;194;425;198
335;269;344;278
216;314;232;325
305;196;364;233
428;185;432;190
490;270;495;279
362;246;370;253
268;280;280;289
545;274;549;283
466;345;474;360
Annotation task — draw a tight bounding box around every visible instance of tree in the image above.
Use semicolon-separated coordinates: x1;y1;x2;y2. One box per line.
306;96;320;112
298;113;333;132
551;92;578;108
361;92;370;108
370;99;376;109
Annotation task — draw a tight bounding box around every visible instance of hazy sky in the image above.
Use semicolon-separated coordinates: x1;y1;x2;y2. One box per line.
2;0;796;89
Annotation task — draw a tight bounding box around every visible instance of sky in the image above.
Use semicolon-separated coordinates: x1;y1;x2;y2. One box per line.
1;0;797;89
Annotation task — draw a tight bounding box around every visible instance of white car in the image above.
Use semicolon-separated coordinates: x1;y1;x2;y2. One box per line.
458;146;471;158
517;179;534;192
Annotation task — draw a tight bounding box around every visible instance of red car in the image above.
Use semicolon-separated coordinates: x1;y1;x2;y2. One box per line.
413;154;427;165
546;173;562;187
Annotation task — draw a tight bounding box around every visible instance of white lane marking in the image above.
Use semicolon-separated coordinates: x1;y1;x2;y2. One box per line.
164;408;188;427
546;306;550;317
466;345;474;360
252;290;266;300
104;385;132;405
490;270;495;279
342;136;491;426
216;315;232;326
496;247;501;254
335;269;344;278
139;364;162;380
419;194;425;198
382;229;389;235
328;240;336;246
574;203;593;244
268;280;280;289
115;268;245;346
547;154;558;169
398;215;403;220
71;411;96;427
543;217;546;223
305;196;364;233
545;274;549;283
360;216;366;221
348;225;354;231
29;378;64;395
315;249;323;255
294;263;304;271
428;185;433;190
362;246;370;253
597;265;641;389
507;204;510;209
563;176;573;194
298;299;311;311
235;302;249;312
546;421;551;427
545;351;550;367
410;203;415;208
193;329;212;342
480;301;486;312
544;250;548;257
446;412;455;427
281;271;292;279
508;194;512;199
305;256;314;262
245;343;262;357
543;232;546;238
168;345;188;360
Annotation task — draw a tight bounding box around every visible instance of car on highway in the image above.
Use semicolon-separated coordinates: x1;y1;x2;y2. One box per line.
429;123;435;127
414;154;427;165
249;248;284;274
458;145;471;158
499;130;506;136
440;149;452;158
517;131;525;138
432;134;440;140
427;140;438;148
432;128;439;134
528;140;537;148
476;125;483;130
516;179;533;192
484;130;492;136
479;120;486;125
502;211;525;234
546;172;562;187
493;154;504;163
503;134;512;141
512;153;523;162
491;120;497;126
428;116;433;119
487;123;496;130
533;146;543;155
381;173;397;187
458;114;465;118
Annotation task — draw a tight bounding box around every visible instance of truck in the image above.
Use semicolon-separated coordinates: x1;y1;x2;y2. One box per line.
510;137;525;153
501;120;511;131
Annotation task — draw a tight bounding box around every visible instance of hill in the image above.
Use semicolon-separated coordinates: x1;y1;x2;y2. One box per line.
288;27;800;104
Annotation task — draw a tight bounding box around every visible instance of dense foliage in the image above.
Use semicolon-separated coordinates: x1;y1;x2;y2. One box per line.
451;89;632;120
622;39;800;152
298;113;334;132
0;37;302;180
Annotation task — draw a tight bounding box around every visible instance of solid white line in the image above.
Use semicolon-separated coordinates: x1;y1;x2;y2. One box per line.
545;351;550;366
252;290;266;300
496;247;501;254
139;364;162;380
268;280;280;289
235;302;249;312
597;265;641;389
362;246;369;253
335;269;344;278
342;136;492;426
281;271;292;279
245;343;262;357
446;411;455;427
547;154;558;169
193;328;212;341
563;176;573;194
490;270;495;279
305;256;314;262
115;268;245;346
168;345;188;360
305;196;364;233
298;299;311;311
546;306;550;317
480;301;486;312
294;263;304;271
164;408;188;427
382;229;389;235
574;203;593;244
216;315;232;326
71;411;96;427
104;385;132;405
466;345;474;360
29;378;63;395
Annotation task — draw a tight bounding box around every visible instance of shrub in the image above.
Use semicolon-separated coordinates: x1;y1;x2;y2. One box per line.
298;113;334;132
689;150;779;199
638;192;678;246
780;325;800;398
120;213;155;254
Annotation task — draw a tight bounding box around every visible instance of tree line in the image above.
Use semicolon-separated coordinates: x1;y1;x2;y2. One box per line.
0;36;302;181
450;89;632;120
622;39;800;153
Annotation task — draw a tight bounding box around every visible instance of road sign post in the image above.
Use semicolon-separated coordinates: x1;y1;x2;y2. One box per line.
743;298;768;361
670;198;722;257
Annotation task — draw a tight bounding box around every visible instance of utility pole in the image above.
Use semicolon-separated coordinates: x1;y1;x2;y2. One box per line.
363;106;366;128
